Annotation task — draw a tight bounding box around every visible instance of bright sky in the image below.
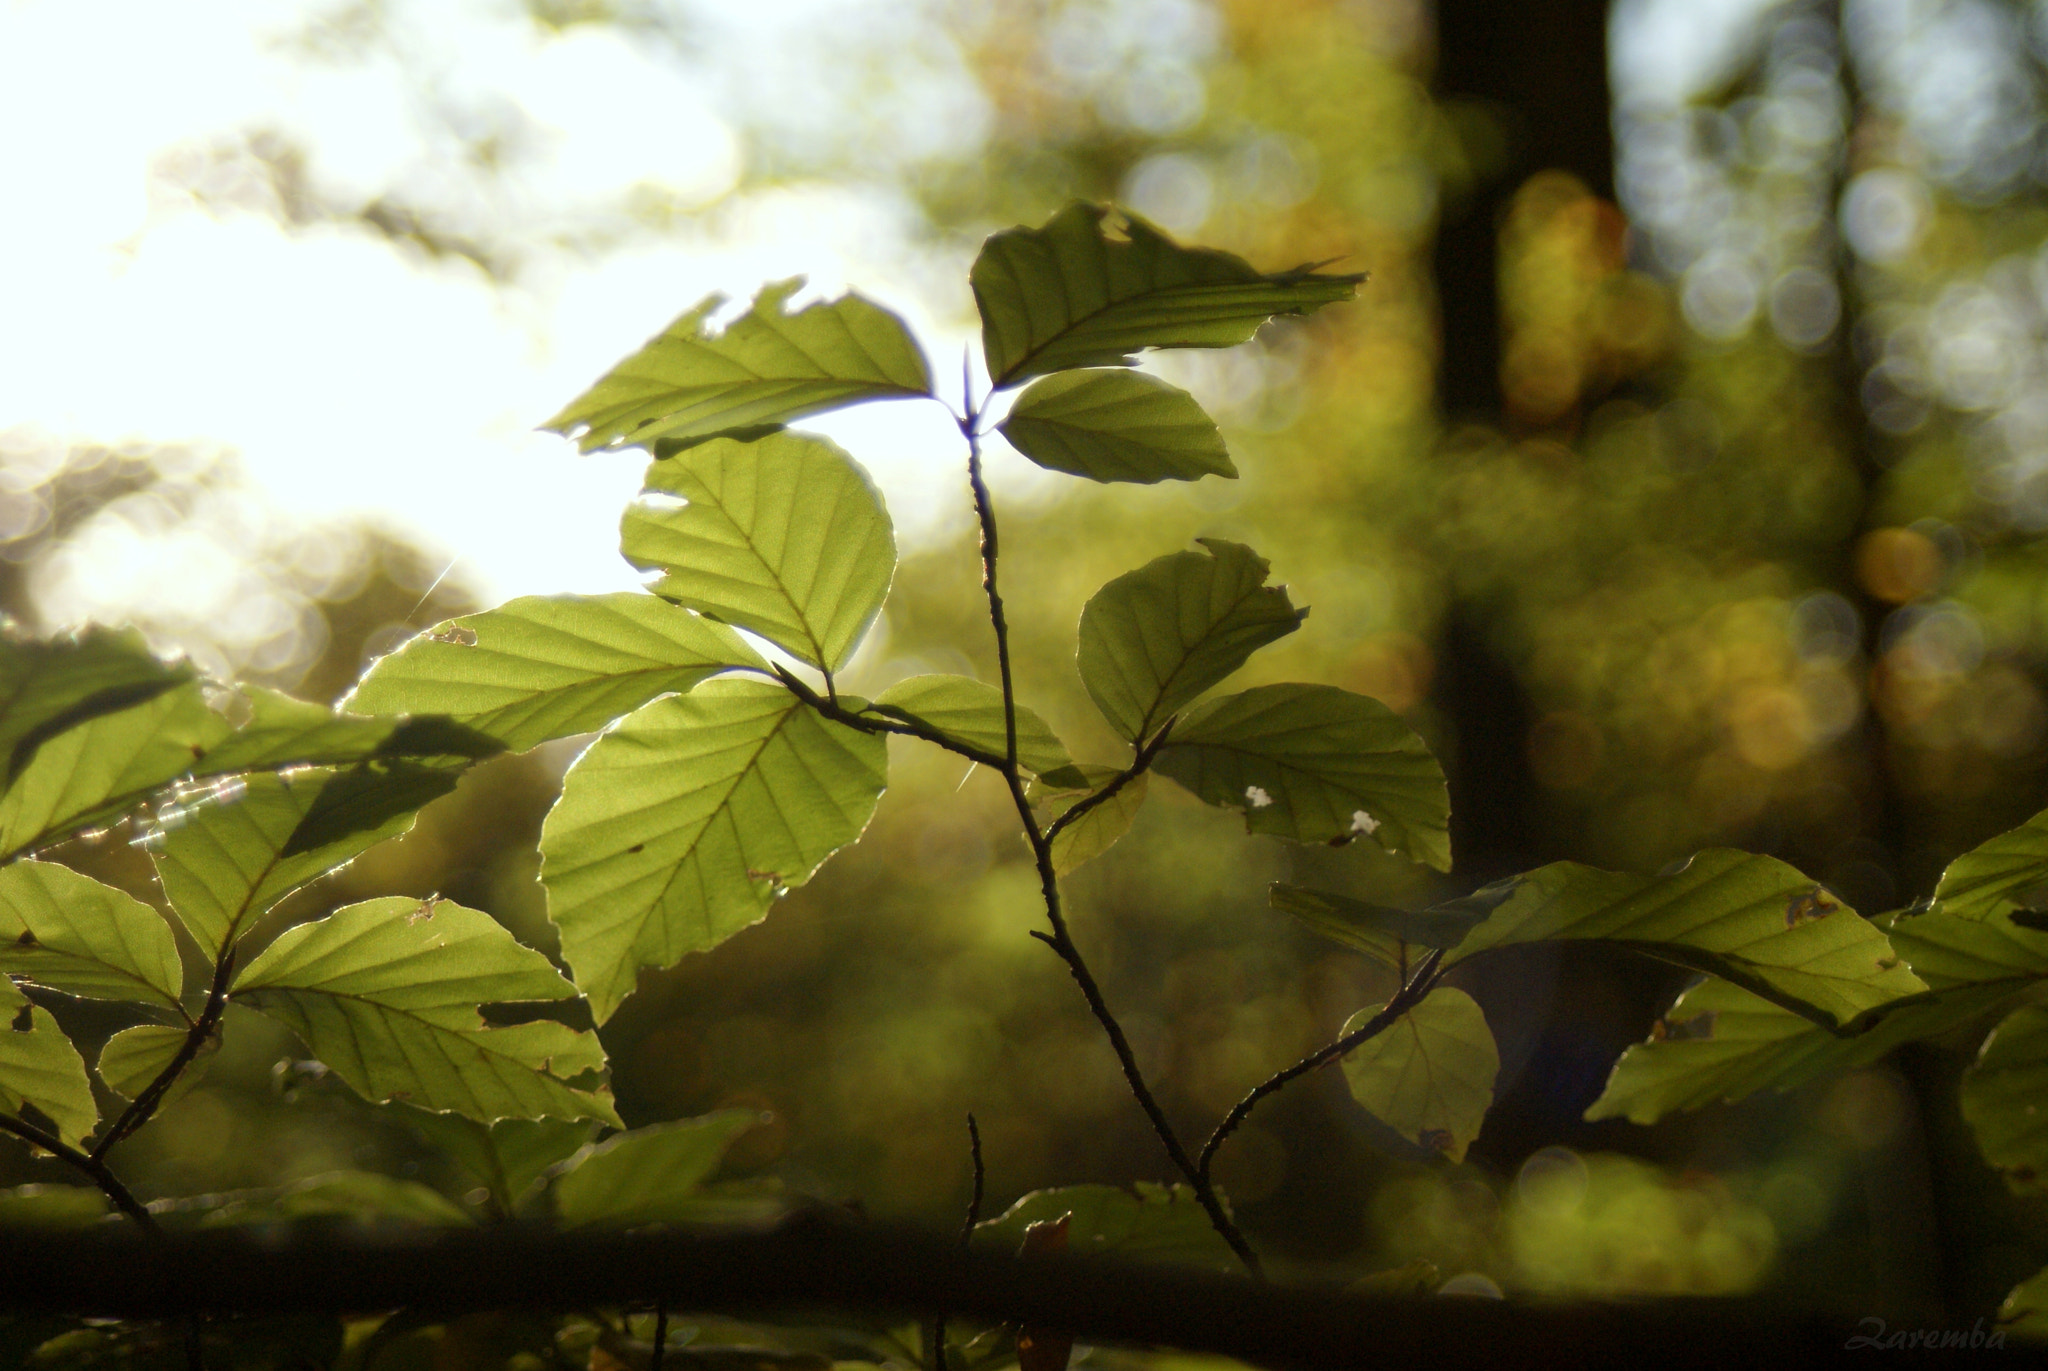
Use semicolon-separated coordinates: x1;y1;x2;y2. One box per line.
0;0;984;652
0;0;1759;662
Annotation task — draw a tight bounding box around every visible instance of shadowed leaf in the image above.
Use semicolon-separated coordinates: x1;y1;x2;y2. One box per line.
974;1182;1239;1272
1078;539;1304;743
0;626;194;788
1340;987;1499;1164
233;896;620;1125
1445;852;1927;1027
0;862;182;1010
1963;1005;2048;1196
97;1024;218;1106
154;767;457;958
972;202;1363;386
0;684;230;860
199;1171;476;1229
866;674;1075;777
1156;683;1450;870
2001;1266;2048;1341
197;686;502;775
998;369;1234;484
1584;976;2021;1125
0;980;96;1149
1029;766;1148;875
393;1105;595;1217
552;1110;761;1228
1271;881;1512;961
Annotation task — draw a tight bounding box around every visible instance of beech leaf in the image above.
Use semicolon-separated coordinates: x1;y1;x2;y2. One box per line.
622;430;896;673
543;278;931;452
971;202;1363;386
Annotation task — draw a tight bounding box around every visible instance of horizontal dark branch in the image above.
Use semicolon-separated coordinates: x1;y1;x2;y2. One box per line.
0;1217;1858;1369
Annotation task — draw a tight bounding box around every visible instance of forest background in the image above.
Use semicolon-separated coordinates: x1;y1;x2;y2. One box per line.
3;0;2040;1326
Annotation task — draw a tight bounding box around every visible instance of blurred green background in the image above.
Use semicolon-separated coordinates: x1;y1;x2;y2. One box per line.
6;0;2048;1328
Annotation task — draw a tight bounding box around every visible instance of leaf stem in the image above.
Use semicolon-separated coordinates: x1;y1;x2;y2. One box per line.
96;947;236;1160
1197;947;1446;1184
771;663;1013;772
959;1112;985;1244
1041;722;1174;847
0;1112;158;1232
927;1113;985;1371
957;408;1262;1278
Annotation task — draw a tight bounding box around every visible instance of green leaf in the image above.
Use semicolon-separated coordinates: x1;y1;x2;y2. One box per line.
97;1023;217;1104
621;430;896;673
1155;683;1450;870
543;681;888;1024
1962;1005;2048;1195
0;980;97;1148
971;202;1365;386
153;766;459;957
543;278;932;452
200;1170;476;1228
1931;805;2048;923
0;625;195;788
0;683;489;864
1340;987;1498;1164
2001;1266;2048;1341
997;370;1234;484
1077;540;1305;743
866;674;1076;777
1882;906;2048;991
1271;881;1514;961
1443;852;1926;1027
392;1105;594;1217
0;861;183;1010
344;594;765;753
1587;896;2048;1126
551;1109;761;1228
1584;977;2023;1125
0;682;230;860
197;686;503;775
1029;766;1148;876
0;1183;109;1227
232;896;621;1126
973;1182;1239;1272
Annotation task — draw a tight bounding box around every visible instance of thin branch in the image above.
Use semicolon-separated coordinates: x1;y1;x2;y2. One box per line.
652;1302;669;1371
953;416;1260;1276
771;664;1014;773
928;1113;986;1371
1040;721;1175;847
1198;947;1447;1183
0;1113;159;1233
959;1113;985;1244
96;947;236;1160
961;429;1021;780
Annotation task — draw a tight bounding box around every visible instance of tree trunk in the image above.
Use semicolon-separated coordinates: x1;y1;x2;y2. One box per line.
1428;0;1615;879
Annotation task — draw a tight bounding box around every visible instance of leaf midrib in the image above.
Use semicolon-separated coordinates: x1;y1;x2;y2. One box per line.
661;468;837;670
1129;581;1283;741
238;970;590;1095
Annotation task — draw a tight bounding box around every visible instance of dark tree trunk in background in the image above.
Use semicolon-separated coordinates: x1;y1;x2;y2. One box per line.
1428;0;1614;880
1432;0;1616;423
